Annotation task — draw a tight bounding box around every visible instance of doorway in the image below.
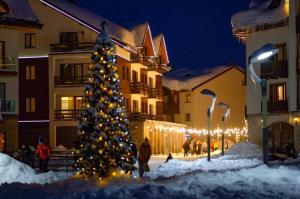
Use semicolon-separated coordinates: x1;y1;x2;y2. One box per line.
268;122;294;153
0;132;6;152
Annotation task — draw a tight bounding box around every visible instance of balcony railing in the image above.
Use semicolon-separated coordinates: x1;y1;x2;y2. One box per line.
50;42;94;52
54;109;80;121
0;57;17;73
261;60;288;79
130;112;162;122
148;88;161;99
267;100;288;113
54;76;88;87
0;99;16;113
131;82;148;95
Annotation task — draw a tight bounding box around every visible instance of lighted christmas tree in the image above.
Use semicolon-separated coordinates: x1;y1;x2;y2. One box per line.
74;21;136;179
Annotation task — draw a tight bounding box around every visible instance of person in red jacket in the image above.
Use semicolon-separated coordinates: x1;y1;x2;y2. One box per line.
36;136;51;172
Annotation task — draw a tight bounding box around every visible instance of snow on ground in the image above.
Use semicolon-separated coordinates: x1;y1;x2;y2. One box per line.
1;142;300;199
0;153;71;185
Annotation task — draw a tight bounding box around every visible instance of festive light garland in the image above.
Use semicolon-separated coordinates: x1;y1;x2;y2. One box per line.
147;126;248;137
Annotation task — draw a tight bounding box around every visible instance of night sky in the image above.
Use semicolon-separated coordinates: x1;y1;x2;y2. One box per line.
76;0;251;72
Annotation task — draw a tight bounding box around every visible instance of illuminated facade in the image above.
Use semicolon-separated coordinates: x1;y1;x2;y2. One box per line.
232;0;300;152
0;0;179;153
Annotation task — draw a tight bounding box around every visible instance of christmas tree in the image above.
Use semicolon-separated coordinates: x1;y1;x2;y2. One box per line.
74;21;136;179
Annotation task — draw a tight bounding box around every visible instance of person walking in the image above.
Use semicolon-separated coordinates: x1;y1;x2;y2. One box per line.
36;136;51;172
138;138;151;178
197;142;202;155
192;141;197;155
182;140;190;157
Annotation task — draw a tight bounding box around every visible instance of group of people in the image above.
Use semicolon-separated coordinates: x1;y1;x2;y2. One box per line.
182;139;229;156
19;136;51;173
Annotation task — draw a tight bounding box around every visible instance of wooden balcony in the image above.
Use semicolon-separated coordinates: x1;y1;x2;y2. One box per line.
54;76;87;87
261;60;288;79
148;88;162;99
130;82;149;95
54;109;80;121
1;99;16;114
0;57;17;75
267;100;288;113
50;42;94;52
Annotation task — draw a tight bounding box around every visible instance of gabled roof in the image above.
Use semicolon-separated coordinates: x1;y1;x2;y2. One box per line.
130;22;149;47
41;0;136;48
163;66;244;91
154;34;169;64
0;0;42;28
231;0;288;41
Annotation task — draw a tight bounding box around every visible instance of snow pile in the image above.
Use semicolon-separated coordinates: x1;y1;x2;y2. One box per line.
146;156;261;179
225;141;262;159
0;153;71;185
53;145;68;151
1;165;300;199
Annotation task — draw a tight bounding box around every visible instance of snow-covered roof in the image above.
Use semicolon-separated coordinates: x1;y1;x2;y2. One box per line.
163;66;244;91
42;0;136;47
231;0;289;41
130;23;149;47
0;0;42;27
153;34;163;55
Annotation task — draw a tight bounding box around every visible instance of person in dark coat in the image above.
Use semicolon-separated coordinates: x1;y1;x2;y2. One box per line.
36;136;51;172
197;142;202;155
183;140;190;157
192;141;197;155
138;138;151;178
20;144;34;167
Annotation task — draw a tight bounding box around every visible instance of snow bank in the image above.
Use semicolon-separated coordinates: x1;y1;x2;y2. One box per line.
225;141;262;159
1;165;300;199
0;153;71;185
145;156;261;179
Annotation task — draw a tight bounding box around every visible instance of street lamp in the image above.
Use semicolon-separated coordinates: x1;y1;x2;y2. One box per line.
201;89;216;161
218;102;230;156
248;44;278;164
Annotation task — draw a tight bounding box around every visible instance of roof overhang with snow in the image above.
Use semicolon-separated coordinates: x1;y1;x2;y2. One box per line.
231;0;289;42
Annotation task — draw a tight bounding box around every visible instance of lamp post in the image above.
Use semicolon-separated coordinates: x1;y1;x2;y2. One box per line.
248;44;278;164
218;102;230;156
201;89;216;161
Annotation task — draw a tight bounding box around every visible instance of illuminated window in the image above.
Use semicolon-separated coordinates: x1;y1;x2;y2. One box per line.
25;66;35;80
122;66;130;81
133;100;138;112
60;96;82;110
25;97;35;112
25;33;36;48
270;83;286;101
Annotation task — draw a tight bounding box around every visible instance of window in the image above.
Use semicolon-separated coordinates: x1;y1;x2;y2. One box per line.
132;70;138;83
60;96;82;110
59;32;83;46
25;33;36;48
0;83;5;100
270;83;286;102
149;77;154;88
271;44;286;61
185;94;191;103
25;97;35;112
122;66;130;81
25;66;35;80
185;113;191;122
133;100;138;112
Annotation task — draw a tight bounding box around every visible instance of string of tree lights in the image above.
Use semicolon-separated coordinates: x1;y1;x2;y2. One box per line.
74;21;136;180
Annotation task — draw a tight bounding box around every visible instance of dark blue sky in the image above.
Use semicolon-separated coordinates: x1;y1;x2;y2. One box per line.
77;0;250;71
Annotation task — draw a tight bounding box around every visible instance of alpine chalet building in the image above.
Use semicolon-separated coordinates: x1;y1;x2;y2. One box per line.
0;0;186;153
232;0;300;151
